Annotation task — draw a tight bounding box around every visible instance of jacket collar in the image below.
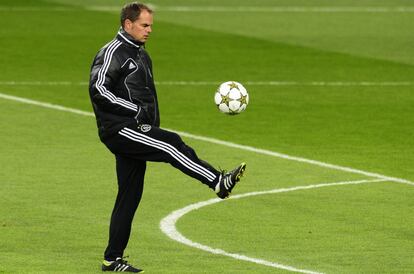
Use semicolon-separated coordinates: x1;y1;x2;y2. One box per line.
117;28;144;48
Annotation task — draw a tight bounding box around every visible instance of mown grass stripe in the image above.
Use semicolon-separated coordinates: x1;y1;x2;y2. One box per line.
0;81;413;87
2;6;414;13
1;91;413;187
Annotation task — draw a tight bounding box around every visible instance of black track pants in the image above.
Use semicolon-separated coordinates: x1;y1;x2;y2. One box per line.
103;123;220;260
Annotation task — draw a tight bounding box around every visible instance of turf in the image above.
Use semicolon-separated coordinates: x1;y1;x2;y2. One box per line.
0;0;413;273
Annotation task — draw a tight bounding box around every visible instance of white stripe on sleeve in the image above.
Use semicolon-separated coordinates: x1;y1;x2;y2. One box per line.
95;40;138;112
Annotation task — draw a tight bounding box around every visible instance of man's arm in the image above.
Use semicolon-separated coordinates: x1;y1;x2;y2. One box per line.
89;40;143;119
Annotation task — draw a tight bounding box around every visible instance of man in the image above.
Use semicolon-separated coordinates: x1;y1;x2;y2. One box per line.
89;2;246;272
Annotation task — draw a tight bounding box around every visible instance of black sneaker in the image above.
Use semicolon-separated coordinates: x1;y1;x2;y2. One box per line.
215;163;246;199
102;257;143;273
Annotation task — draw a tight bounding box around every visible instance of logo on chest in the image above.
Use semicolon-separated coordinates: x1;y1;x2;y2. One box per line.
121;58;139;73
128;62;136;70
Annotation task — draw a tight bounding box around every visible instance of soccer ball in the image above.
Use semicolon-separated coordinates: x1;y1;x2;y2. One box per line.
214;81;249;115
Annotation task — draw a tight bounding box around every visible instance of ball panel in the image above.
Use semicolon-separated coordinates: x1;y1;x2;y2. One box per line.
218;103;230;113
214;92;223;105
218;83;230;95
239;85;248;96
228;100;241;112
238;104;247;113
228;89;242;100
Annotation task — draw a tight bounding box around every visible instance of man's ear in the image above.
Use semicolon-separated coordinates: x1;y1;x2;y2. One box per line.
124;19;133;30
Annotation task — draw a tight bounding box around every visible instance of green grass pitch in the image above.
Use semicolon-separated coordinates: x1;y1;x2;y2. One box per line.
0;0;413;273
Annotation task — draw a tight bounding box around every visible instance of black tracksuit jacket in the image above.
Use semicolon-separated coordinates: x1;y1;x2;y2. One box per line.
89;29;160;141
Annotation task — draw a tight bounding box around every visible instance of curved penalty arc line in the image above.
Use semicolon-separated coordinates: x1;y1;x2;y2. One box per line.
160;178;390;273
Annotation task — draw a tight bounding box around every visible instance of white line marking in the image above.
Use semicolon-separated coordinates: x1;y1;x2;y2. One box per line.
85;6;414;13
169;129;414;186
2;5;414;13
0;7;77;11
157;81;414;87
160;178;388;273
0;81;84;86
0;81;413;87
0;93;93;117
0;92;413;187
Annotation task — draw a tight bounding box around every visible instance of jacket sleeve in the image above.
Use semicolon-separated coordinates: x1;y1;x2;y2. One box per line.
89;41;140;118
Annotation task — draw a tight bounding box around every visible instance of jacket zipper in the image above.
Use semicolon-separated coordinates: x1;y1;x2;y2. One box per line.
137;48;158;125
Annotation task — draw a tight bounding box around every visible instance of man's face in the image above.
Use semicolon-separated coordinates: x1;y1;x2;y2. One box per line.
125;10;153;43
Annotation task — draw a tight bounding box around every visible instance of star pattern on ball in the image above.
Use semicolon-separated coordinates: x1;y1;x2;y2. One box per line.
240;94;248;105
227;82;240;90
220;94;230;105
